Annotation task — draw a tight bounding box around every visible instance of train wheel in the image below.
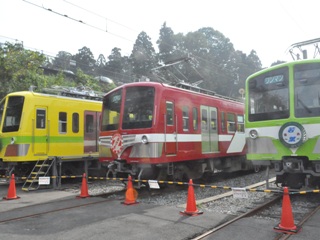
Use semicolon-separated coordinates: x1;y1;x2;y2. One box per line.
254;165;261;173
282;173;304;189
201;172;215;182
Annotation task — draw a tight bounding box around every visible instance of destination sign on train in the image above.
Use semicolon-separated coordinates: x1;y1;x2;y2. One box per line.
264;75;284;85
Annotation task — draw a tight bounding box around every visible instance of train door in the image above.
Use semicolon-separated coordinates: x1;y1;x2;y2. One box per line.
84;111;100;153
165;100;177;155
201;106;218;153
34;107;48;155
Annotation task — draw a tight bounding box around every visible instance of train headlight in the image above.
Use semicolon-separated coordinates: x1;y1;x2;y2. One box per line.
10;137;15;144
249;129;258;139
141;135;148;144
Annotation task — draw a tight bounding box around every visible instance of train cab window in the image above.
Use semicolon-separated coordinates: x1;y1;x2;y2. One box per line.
72;113;79;133
192;107;198;131
227;113;236;133
237;115;244;132
294;63;320;117
59;112;67;133
182;106;189;131
166;101;174;125
2;96;24;132
122;86;154;129
0;100;4;129
220;112;226;132
86;115;94;133
101;89;122;131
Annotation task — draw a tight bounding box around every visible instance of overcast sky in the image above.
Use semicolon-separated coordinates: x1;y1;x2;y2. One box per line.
1;0;319;68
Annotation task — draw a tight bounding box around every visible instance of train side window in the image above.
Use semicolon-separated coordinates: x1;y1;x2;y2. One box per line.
86;115;94;133
59;112;67;133
192;107;198;131
227;113;236;133
166;101;174;125
182;106;189;131
237;115;244;132
220;112;226;132
72;113;79;133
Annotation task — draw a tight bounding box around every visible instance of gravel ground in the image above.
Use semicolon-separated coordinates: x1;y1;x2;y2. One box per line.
65;169;280;215
138;169;278;215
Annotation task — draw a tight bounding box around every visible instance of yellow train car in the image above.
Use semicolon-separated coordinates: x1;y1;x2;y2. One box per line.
0;90;102;178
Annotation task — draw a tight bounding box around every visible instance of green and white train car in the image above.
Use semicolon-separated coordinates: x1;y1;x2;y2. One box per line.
245;59;320;189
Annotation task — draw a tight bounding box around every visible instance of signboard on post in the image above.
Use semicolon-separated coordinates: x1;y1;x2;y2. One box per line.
148;180;160;189
39;177;50;185
232;187;248;198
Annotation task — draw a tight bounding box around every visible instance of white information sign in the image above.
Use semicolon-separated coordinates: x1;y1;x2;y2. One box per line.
148;180;160;189
39;177;50;185
232;187;248;199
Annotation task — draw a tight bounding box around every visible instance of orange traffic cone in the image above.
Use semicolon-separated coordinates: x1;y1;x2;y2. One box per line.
3;174;20;200
274;187;301;234
77;173;90;198
180;179;203;216
122;175;138;205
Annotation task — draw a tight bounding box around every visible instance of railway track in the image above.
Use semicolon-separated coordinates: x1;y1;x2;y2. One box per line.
192;195;282;240
274;204;320;240
188;178;320;240
0;189;126;224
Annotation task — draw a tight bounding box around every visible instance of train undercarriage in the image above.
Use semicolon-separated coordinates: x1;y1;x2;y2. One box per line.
0;157;102;180
254;157;320;189
106;156;253;183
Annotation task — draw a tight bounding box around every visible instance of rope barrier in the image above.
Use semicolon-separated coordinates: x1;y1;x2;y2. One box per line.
1;174;319;194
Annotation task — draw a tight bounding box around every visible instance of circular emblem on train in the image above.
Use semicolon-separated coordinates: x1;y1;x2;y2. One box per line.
279;122;306;148
111;133;123;154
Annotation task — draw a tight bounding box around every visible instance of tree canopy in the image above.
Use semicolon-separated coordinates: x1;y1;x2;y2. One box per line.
0;22;265;99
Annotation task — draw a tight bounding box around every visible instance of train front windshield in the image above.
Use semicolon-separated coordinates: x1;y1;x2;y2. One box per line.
248;67;289;121
101;86;155;130
248;63;320;122
0;96;24;132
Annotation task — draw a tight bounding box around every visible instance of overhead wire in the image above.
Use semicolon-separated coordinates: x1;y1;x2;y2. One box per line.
22;0;133;43
63;0;138;33
20;0;243;86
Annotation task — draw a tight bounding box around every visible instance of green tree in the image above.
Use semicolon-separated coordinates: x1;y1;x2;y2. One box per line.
120;56;134;84
52;51;73;71
105;48;124;85
157;22;177;63
0;42;46;98
130;31;158;81
95;54;107;76
72;47;95;75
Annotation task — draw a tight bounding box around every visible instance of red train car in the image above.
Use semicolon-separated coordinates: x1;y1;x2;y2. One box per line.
99;82;250;181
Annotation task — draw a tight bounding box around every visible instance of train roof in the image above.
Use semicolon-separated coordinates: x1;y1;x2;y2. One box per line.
246;58;320;81
4;90;102;103
107;81;243;104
